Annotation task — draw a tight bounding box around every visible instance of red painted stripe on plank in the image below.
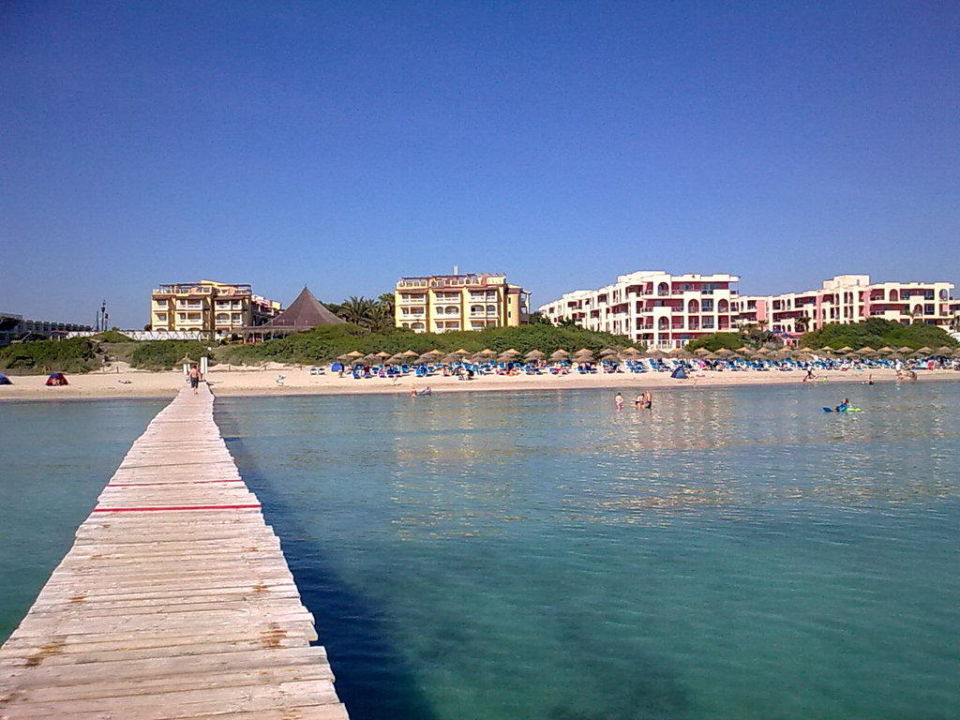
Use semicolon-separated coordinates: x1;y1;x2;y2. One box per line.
92;504;261;512
108;479;244;487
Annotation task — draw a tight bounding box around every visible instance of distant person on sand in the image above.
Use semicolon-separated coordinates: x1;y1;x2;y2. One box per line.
803;368;815;383
188;364;202;395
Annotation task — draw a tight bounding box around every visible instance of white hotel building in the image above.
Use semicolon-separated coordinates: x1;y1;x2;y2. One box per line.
538;270;741;349
733;274;956;339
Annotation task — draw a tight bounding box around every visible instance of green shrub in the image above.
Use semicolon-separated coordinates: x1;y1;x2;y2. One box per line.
130;341;214;371
219;324;635;365
800;319;958;350
684;333;747;352
0;338;99;374
92;330;134;343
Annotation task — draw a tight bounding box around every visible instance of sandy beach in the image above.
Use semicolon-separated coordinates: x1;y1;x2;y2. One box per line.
2;364;958;402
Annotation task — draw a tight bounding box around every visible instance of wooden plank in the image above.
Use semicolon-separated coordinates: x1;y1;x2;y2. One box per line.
0;386;349;719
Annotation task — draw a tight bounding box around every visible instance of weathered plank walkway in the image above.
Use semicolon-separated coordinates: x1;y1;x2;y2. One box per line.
0;385;349;720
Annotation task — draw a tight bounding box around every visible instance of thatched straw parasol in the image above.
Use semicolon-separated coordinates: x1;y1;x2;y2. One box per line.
361;353;379;364
442;353;462;365
502;348;521;356
644;348;665;359
375;351;391;359
388;353;406;364
702;351;718;361
897;346;913;354
525;349;545;361
715;348;736;357
336;353;354;361
915;346;933;355
345;350;363;358
952;348;960;359
574;349;595;362
693;347;711;356
858;346;877;355
549;349;570;362
598;347;619;357
877;346;897;355
475;348;497;358
934;346;953;356
818;346;835;355
401;350;420;358
416;353;436;364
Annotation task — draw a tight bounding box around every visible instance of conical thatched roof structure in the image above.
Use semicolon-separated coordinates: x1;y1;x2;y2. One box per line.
243;287;344;339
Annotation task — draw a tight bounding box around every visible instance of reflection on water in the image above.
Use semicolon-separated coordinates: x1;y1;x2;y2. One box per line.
219;382;960;720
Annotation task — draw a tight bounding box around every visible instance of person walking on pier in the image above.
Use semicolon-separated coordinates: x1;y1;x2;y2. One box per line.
188;363;203;395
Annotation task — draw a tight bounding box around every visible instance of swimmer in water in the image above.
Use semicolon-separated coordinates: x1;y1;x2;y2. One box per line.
615;393;624;410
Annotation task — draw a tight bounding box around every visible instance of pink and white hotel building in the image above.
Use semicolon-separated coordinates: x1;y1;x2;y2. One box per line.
733;274;956;341
538;271;741;349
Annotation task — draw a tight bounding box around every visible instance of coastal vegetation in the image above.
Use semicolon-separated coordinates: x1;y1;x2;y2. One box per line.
799;319;958;351
0;337;99;374
684;326;782;352
91;330;133;343
219;324;633;366
129;341;214;371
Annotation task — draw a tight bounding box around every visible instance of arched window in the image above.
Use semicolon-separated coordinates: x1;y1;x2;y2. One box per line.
940;289;948;300
658;317;668;330
913;304;923;315
657;282;669;296
687;299;699;314
718;299;729;313
889;289;899;301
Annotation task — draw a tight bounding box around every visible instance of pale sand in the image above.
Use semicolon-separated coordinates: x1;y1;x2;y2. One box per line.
1;365;958;402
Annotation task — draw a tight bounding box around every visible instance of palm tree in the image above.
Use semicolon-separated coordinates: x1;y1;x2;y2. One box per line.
339;296;376;326
376;292;396;318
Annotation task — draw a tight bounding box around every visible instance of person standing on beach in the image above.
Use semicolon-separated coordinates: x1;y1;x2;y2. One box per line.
188;363;202;395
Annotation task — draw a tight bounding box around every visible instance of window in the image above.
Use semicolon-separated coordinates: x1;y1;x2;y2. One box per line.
701;299;714;312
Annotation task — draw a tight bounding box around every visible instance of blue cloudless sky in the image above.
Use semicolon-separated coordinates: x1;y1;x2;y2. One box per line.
2;1;958;327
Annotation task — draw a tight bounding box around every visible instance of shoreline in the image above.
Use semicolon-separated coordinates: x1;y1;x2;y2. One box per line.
2;365;959;402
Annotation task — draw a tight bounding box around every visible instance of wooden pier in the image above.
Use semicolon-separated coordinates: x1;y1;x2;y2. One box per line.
0;386;349;720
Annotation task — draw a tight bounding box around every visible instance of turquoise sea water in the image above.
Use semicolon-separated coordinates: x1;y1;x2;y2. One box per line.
2;385;958;719
0;399;167;642
216;382;960;720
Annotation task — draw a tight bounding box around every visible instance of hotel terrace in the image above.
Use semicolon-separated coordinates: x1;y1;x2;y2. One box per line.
151;281;282;338
734;275;957;340
395;273;529;333
538;271;741;349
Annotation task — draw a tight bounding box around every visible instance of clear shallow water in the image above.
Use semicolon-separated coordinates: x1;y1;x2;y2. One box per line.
0;399;167;642
217;381;960;720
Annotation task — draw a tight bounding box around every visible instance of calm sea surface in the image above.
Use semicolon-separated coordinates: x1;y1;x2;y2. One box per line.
217;381;960;720
0;399;167;641
2;383;958;719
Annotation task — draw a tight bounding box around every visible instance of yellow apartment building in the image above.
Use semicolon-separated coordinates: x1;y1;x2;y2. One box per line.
151;281;282;338
394;273;529;333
